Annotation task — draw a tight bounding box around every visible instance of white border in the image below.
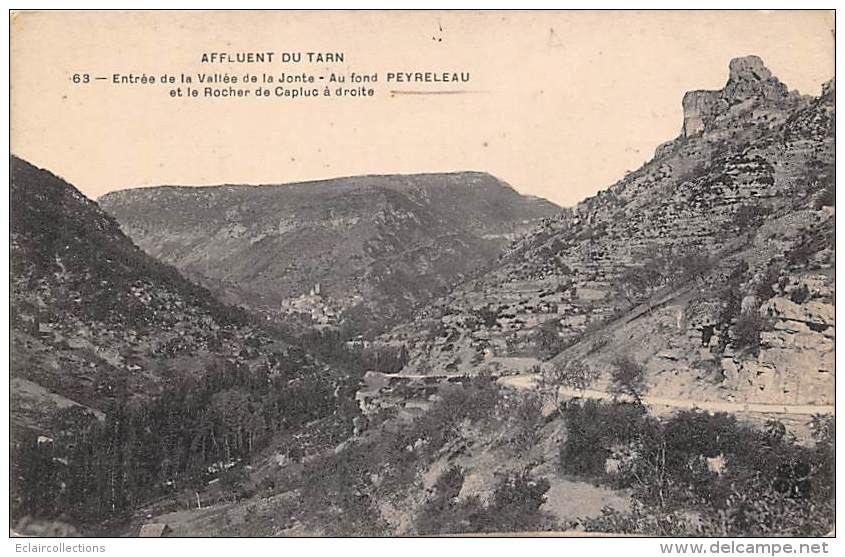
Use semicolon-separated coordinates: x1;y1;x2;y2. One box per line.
1;4;839;556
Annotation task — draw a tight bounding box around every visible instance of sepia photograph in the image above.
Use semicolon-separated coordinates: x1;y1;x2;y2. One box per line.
6;8;837;543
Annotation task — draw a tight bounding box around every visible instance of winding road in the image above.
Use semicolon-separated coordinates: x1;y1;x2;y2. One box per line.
496;373;834;416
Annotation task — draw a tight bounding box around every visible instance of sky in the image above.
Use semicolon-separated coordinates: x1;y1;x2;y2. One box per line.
11;10;835;207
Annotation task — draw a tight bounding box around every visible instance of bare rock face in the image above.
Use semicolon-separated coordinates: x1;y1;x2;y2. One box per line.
729;55;772;81
725;55;779;98
682;90;727;137
682;55;791;137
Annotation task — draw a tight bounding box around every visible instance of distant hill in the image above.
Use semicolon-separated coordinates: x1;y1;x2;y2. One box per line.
98;172;559;332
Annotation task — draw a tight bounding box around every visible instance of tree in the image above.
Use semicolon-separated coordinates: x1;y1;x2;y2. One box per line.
732;204;770;231
610;355;646;403
534;319;562;359
538;358;598;418
616;265;661;306
733;311;763;354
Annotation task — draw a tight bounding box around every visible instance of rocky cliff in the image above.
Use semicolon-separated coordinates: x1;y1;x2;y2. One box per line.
682;55;793;137
381;56;834;410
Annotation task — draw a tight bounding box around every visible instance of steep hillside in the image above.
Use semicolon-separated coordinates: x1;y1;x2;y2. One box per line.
9;156;340;435
98;173;559;332
381;56;834;409
10;156;387;533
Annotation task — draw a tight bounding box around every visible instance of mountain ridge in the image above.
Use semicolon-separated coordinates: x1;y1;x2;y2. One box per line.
99;170;560;332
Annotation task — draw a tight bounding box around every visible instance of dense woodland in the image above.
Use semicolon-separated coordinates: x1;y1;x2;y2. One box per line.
11;359;349;527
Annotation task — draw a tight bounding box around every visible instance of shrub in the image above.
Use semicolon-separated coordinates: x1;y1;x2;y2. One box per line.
733;204;770;230
485;471;552;532
787;241;814;267
299;443;388;536
218;467;253;502
473;306;499;329
416;468;554;534
414;466;469;535
533;319;563;359
507;393;545;452
789;284;812;304
677;251;712;283
572;408;834;536
616;265;662;305
581;501;699;536
631;411;827;511
559;400;647;477
733;311;763;353
755;261;783;301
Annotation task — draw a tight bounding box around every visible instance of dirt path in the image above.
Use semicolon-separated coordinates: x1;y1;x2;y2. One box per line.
497;374;834;416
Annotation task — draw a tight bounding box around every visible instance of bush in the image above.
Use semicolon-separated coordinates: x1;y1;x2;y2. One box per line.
534;319;564;359
299;443;389;536
485;472;552;532
789;284;812;304
473;306;499;329
813;180;835;209
733;204;770;230
733;311;763;353
415;468;553;534
581;501;699;536
573;407;834;536
787;241;815;267
613;246;713;310
559;400;647;477
755;261;783;301
538;359;598;419
616;265;662;305
506;393;545;452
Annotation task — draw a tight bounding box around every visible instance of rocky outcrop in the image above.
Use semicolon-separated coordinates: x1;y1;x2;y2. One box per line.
724;55;789;102
682;90;728;137
683;55;793;138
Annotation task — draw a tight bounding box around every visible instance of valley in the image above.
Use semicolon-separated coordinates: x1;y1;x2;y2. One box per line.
10;55;835;538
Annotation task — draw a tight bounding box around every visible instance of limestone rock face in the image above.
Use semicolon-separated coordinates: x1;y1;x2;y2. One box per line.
729;55;772;81
724;55;788;101
682;55;792;137
682;90;727;137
